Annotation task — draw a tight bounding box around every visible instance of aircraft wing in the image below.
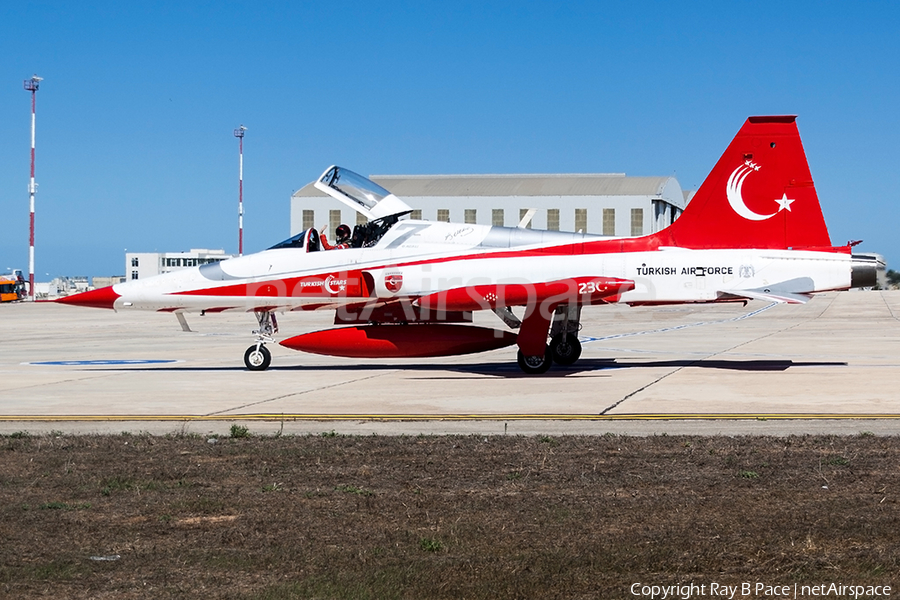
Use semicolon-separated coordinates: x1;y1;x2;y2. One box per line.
414;276;635;311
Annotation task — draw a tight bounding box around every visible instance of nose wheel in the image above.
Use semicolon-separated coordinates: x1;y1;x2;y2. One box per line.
244;344;272;371
244;310;278;371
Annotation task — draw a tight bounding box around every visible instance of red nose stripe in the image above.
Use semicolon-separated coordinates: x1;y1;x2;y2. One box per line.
55;286;120;309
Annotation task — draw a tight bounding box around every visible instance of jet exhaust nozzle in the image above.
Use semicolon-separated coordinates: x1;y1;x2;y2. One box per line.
850;253;883;289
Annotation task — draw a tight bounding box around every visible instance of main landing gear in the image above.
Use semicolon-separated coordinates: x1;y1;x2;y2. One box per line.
244;310;278;371
514;304;583;375
549;332;582;365
517;346;553;374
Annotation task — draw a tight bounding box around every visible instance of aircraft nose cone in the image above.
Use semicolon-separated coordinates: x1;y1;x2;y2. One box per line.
55;286;121;309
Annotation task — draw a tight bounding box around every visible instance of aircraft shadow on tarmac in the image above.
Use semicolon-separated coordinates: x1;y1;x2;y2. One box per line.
85;358;847;379
405;358;848;379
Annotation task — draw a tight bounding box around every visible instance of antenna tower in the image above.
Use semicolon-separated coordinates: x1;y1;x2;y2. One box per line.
24;75;42;300
234;125;247;255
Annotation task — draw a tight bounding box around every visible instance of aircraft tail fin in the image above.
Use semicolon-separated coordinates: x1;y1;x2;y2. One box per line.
659;116;833;250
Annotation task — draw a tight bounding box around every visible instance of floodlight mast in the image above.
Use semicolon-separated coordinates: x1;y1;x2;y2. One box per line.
234;125;247;256
24;75;42;301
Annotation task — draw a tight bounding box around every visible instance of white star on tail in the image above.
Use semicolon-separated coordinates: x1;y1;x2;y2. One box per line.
775;193;795;212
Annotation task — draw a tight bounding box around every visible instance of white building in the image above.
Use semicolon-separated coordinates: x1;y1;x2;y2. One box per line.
125;248;233;280
291;173;690;238
35;276;90;299
92;276;127;289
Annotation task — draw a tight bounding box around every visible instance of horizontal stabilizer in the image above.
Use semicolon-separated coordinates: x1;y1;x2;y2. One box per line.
733;289;811;305
721;275;816;304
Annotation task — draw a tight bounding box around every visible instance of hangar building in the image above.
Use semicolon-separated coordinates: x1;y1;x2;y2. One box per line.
291;173;690;239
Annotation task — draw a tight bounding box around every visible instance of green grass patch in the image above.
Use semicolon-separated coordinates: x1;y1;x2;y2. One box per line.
419;537;444;552
335;484;374;497
230;424;250;438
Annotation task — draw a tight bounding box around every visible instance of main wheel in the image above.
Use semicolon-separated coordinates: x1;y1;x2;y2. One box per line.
550;333;582;365
244;344;272;371
517;346;552;375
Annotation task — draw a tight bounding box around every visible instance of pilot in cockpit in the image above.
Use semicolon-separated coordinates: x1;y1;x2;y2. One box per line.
321;224;352;250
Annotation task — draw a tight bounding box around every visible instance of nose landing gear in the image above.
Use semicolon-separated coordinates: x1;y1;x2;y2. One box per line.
514;304;584;374
244;344;271;371
244;310;278;371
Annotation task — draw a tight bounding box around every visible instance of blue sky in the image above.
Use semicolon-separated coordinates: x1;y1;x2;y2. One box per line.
1;1;898;278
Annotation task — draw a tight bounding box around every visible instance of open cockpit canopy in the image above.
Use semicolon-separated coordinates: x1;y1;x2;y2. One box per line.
315;166;412;220
270;168;414;251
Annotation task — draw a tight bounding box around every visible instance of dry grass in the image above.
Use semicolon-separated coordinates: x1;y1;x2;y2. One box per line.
0;431;897;598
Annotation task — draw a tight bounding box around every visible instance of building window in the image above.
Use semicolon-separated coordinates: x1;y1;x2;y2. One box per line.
492;209;504;227
131;271;139;280
465;209;477;224
519;209;533;229
437;209;450;223
131;257;139;267
330;209;342;235
410;209;422;220
302;209;315;230
356;212;368;226
547;209;559;231
575;208;587;233
631;208;644;236
603;208;616;236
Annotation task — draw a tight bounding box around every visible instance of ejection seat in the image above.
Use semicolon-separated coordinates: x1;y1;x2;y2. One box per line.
305;228;320;252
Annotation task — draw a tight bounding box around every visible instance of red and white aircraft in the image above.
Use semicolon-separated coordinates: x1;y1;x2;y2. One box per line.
58;116;877;374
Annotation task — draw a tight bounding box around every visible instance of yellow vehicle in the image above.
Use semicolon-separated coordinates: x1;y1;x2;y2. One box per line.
0;272;26;302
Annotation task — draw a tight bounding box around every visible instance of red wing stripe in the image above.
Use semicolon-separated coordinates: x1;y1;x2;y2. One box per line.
416;277;635;311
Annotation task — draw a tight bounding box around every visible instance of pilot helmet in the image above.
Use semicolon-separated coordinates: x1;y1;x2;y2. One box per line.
336;224;351;241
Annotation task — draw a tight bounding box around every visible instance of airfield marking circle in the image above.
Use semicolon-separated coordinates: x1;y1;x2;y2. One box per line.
25;359;182;366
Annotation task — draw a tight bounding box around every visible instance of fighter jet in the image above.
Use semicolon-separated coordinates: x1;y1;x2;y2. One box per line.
58;116;878;374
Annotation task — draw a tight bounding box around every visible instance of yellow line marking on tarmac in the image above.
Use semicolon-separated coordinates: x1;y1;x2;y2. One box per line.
2;414;900;422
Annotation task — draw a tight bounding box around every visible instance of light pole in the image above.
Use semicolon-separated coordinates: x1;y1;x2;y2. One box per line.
24;74;42;300
234;125;247;255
